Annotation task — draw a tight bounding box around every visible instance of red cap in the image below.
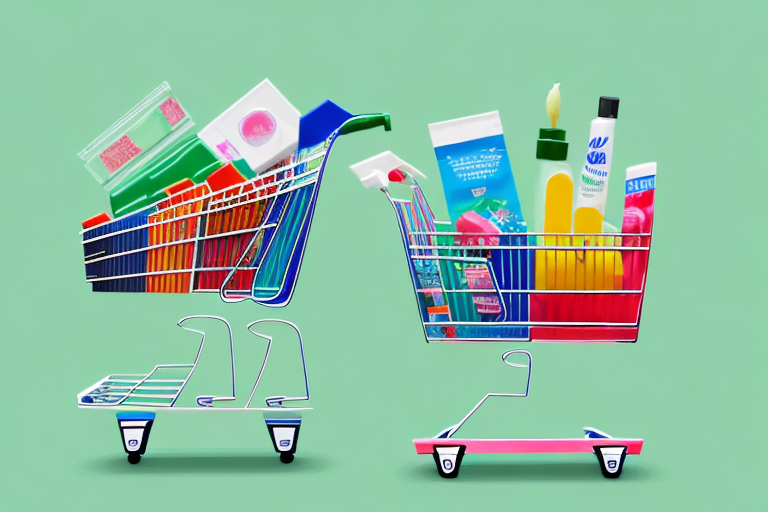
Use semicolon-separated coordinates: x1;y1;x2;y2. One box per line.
388;169;406;183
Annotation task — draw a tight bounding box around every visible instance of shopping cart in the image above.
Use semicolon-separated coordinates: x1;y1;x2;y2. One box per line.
80;101;391;307
353;161;655;343
412;350;644;479
77;316;311;464
76;92;392;464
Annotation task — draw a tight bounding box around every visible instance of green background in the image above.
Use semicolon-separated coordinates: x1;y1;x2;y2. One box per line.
1;1;766;511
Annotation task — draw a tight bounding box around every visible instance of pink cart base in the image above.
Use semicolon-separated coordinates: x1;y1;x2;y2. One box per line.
414;438;644;455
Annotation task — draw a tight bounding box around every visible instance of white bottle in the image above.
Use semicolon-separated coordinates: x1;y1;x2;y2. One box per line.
573;96;619;235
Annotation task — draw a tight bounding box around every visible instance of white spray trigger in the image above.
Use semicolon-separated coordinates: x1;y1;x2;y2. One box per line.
349;150;426;189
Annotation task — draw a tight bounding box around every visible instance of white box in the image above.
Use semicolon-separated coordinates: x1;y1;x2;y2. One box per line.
198;79;300;174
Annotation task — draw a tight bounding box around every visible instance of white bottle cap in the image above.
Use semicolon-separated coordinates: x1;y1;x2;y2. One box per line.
428;111;503;148
626;162;657;180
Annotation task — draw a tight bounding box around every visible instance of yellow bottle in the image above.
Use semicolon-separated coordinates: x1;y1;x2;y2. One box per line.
533;83;573;291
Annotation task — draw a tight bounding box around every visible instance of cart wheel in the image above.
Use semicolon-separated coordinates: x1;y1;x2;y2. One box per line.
432;445;466;479
280;452;294;464
594;446;627;479
117;412;155;466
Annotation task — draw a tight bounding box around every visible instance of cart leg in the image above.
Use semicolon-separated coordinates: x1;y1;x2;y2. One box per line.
432;445;466;479
116;412;156;465
265;416;301;464
594;445;628;479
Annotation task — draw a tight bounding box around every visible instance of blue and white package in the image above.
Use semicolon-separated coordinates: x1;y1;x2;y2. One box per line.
429;111;530;337
428;111;527;233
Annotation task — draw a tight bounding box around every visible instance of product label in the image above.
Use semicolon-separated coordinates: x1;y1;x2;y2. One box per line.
597;447;626;474
625;175;656;195
435;446;461;475
446;152;501;185
465;267;501;314
217;140;242;161
122;428;145;452
414;260;442;289
272;427;296;452
100;135;142;174
239;109;277;147
579;136;612;201
434;135;526;233
159;96;187;127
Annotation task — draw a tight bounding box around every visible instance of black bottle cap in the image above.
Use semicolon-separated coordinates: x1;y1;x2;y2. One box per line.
598;97;620;119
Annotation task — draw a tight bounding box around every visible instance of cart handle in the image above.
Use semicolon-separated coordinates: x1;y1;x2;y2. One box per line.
339;113;391;135
245;319;310;408
434;350;533;439
177;315;237;408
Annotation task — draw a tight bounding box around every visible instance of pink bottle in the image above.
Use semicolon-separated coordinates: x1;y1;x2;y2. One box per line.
621;162;657;292
455;211;501;247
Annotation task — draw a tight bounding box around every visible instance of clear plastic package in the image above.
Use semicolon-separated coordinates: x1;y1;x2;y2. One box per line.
78;82;195;190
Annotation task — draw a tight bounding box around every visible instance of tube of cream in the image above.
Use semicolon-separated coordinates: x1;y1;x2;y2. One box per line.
573;96;619;233
573;97;619;290
621;162;657;292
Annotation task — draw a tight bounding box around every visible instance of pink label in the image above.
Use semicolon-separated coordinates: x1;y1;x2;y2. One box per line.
99;135;142;174
159;97;186;126
465;268;494;289
465;267;501;314
474;297;501;314
239;109;277;147
216;140;241;161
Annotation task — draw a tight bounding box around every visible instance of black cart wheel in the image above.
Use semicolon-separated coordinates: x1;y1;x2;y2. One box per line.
127;452;141;465
280;452;295;464
594;446;627;479
432;445;466;479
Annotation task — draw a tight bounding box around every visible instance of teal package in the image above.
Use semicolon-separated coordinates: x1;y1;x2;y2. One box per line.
433;134;526;233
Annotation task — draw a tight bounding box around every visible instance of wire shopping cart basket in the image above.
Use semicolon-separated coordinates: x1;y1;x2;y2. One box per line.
356;161;655;344
80;101;391;307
